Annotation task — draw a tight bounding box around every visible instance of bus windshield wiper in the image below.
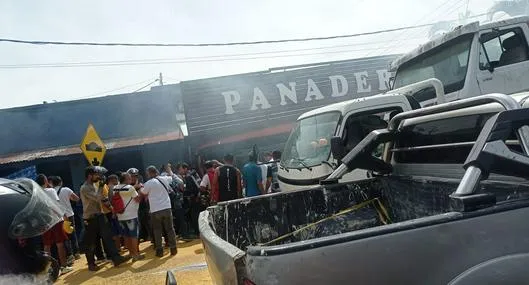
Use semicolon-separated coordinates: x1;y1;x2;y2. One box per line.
291;158;312;171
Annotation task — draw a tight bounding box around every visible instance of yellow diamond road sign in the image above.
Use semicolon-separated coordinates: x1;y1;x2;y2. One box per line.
80;124;106;166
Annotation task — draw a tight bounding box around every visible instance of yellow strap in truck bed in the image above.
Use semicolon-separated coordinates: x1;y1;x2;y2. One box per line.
259;198;391;246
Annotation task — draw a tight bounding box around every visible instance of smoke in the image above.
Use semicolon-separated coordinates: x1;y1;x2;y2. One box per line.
0;274;48;285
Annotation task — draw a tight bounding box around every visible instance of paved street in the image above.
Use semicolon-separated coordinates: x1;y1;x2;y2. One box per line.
57;240;212;285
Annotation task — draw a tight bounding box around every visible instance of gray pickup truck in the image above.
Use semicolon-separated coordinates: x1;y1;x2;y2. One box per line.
199;94;529;285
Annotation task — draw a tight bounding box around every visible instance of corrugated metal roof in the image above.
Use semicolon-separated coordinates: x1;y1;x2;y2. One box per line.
0;131;183;165
0;84;183;155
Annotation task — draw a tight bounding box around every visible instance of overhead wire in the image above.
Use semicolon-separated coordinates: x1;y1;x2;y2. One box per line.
0;5;494;70
368;0;465;57
0;22;451;48
375;0;489;57
365;0;459;57
0;36;426;69
132;79;160;93
0;43;419;69
375;5;489;58
390;0;468;50
71;78;157;100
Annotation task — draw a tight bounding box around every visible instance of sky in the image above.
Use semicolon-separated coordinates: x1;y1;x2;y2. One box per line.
0;0;498;109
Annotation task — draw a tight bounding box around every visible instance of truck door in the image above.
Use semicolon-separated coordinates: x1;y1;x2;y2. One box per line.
477;26;529;94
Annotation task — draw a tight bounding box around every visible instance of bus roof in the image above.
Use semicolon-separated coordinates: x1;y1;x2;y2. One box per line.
389;16;529;72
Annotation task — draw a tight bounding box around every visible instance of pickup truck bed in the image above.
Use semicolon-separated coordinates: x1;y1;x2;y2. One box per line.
209;176;529;249
201;97;529;284
201;176;529;284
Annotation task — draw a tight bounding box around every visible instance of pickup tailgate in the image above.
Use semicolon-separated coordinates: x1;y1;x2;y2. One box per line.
199;210;246;285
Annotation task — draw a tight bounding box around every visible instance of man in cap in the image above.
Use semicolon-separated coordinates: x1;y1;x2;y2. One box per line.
80;166;130;271
128;168;152;244
141;165;178;257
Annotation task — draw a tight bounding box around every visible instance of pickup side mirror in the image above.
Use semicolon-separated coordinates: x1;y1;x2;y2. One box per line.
166;271;177;285
331;136;346;161
388;76;395;90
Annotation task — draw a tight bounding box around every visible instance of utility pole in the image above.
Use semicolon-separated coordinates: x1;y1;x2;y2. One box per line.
462;0;470;24
159;72;164;86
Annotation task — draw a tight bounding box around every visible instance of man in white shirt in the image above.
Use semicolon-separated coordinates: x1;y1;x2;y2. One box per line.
36;174;73;274
141;165;178;257
49;176;81;262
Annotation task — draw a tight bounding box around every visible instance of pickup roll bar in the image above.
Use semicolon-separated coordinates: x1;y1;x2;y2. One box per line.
456;108;529;196
388;93;521;131
388;78;446;105
325;129;394;181
387;93;529;161
326;94;529;192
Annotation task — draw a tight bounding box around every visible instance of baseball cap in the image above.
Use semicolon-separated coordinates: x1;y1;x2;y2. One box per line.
127;168;139;176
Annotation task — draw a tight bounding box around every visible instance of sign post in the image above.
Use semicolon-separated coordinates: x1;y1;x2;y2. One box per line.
80;123;106;166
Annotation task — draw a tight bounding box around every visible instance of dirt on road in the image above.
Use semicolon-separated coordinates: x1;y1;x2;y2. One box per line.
56;239;212;285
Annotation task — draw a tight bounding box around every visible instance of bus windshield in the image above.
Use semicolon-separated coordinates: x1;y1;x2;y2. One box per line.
282;112;341;169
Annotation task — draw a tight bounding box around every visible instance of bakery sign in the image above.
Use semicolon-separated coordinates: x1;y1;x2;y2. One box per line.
221;69;392;115
180;55;399;137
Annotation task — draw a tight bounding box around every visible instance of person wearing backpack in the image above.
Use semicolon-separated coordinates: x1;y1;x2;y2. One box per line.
112;172;144;261
141;166;178;257
161;166;189;240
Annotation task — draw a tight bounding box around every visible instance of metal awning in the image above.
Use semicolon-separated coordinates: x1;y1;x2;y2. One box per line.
197;123;293;150
0;131;183;165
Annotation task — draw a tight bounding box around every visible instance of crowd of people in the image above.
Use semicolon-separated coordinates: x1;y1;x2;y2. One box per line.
29;149;281;276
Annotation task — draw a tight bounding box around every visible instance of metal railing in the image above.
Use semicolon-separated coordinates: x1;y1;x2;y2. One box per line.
327;94;529;196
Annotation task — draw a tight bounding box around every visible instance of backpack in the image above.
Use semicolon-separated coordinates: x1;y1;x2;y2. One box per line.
168;178;183;208
111;186;132;214
156;177;183;210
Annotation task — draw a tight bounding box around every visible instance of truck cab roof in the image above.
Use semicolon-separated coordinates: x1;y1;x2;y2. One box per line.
389;16;529;72
297;94;417;120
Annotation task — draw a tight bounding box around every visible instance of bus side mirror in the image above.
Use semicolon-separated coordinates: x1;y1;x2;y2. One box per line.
331;136;346;161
